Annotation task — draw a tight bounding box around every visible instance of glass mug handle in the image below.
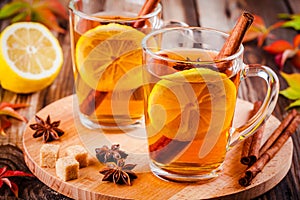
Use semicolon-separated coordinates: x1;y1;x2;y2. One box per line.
229;64;279;148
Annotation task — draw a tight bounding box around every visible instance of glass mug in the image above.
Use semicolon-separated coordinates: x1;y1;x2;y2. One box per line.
142;27;279;182
69;0;166;129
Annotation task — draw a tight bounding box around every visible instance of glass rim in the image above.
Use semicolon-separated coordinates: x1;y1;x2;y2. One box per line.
142;27;244;64
68;0;162;23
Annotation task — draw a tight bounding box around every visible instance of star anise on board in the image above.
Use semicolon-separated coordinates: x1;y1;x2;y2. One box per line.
29;115;64;142
99;159;137;186
95;144;128;163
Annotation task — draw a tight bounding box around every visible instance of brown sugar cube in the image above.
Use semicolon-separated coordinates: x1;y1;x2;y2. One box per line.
56;156;79;181
40;144;60;168
66;145;88;168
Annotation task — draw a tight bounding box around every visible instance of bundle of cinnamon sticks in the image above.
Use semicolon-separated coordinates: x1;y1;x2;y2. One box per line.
212;11;300;187
239;103;300;186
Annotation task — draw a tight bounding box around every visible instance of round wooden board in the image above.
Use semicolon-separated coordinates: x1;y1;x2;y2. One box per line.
23;95;293;200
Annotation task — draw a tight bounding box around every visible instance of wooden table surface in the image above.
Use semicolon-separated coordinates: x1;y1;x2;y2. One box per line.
0;0;299;199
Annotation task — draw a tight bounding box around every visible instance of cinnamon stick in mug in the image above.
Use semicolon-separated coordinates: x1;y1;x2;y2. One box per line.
215;12;254;71
133;0;161;28
239;114;300;186
80;90;108;116
240;101;264;166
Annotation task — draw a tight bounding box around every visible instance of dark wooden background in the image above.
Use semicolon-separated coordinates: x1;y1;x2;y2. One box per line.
0;0;299;199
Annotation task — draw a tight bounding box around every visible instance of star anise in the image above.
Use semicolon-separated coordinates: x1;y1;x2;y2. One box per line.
95;144;128;164
29;115;64;142
99;159;137;186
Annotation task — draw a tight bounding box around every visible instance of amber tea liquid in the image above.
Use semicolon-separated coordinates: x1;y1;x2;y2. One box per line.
143;48;240;177
71;12;150;127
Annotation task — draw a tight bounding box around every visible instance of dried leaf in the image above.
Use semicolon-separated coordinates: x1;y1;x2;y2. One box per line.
293;34;300;47
280;72;300;109
0;103;28;122
0;166;34;197
0;117;12;136
32;8;66;33
243;14;284;46
280;49;298;67
280;87;300;100
0;102;28;110
278;13;300;29
263;40;293;54
0;102;28;135
281;72;300;91
263;34;300;69
36;0;68;20
0;107;27;122
0;0;67;33
11;11;29;23
1;177;18;197
287;99;300;109
0;2;29;19
292;51;300;69
282;15;300;30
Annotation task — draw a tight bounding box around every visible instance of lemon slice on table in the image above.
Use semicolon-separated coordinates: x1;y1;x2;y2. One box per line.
147;68;237;146
0;22;63;93
75;23;146;92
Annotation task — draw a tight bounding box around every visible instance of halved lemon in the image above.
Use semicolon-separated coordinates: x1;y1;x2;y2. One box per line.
0;22;63;93
75;23;146;91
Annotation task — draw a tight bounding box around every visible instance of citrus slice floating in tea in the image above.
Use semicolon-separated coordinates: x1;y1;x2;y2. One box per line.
147;67;237;158
75;23;147;91
0;22;63;93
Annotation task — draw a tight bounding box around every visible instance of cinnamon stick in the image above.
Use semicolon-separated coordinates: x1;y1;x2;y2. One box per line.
149;135;189;164
259;109;298;156
248;121;264;166
239;114;300;186
133;0;161;28
80;90;108;116
215;12;254;71
240;101;264;166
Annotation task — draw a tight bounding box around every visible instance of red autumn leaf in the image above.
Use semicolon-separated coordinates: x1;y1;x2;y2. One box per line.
293;34;300;47
34;0;68;20
0;117;12;135
280;49;298;68
243;14;284;47
263;40;293;54
0;166;34;197
0;102;28;110
0;102;28;135
264;34;300;69
292;51;300;68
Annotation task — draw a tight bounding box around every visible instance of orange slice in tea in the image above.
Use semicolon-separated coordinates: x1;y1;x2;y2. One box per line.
147;68;237;147
75;23;146;91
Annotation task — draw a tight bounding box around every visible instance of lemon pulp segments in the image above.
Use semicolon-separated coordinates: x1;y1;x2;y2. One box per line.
75;23;146;92
0;22;63;93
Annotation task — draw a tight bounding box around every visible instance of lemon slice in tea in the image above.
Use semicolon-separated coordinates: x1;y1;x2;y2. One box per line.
147;68;237;143
75;23;146;91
